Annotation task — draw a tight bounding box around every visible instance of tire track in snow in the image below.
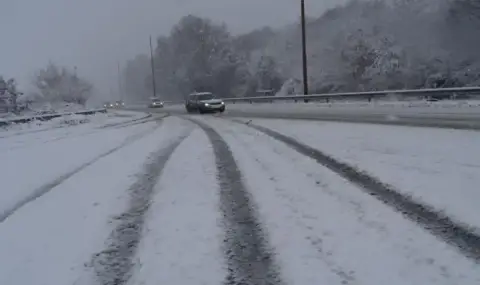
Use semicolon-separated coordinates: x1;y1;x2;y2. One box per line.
45;114;162;144
220;123;357;284
98;113;156;129
0;120;163;223
44;115;166;145
232;119;480;262
89;132;190;285
187;118;285;285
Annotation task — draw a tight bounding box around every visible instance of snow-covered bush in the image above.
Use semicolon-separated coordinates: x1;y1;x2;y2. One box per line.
33;63;93;106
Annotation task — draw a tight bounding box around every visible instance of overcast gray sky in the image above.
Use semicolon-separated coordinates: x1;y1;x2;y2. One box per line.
0;0;345;96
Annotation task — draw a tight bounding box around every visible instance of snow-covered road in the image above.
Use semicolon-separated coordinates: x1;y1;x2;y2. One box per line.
0;113;479;285
155;102;480;130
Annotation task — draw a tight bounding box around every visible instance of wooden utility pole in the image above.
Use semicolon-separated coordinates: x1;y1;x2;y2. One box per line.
117;62;122;101
300;0;309;95
149;35;157;98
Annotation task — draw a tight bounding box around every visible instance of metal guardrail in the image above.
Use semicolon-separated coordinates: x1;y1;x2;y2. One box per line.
0;108;107;126
131;86;480;106
223;86;480;104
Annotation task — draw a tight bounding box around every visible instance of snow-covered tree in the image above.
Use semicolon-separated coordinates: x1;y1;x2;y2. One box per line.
123;54;151;102
124;0;480;99
146;15;247;98
34;63;93;105
253;55;283;93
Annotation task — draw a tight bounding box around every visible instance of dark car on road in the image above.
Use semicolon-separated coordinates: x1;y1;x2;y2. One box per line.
148;97;164;108
185;92;225;114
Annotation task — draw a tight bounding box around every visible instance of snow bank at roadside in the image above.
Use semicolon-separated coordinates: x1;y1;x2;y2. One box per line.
228;99;480;110
0;110;149;134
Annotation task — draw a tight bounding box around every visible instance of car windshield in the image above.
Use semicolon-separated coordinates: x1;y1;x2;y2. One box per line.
195;94;214;100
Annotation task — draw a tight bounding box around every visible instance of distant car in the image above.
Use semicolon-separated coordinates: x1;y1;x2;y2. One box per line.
148;98;164;108
115;100;125;108
185;92;225;114
104;102;115;108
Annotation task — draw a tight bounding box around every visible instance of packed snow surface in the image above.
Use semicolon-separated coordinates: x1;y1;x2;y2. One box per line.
0;113;478;285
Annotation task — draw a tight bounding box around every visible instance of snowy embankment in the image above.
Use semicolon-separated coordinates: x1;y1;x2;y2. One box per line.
234;99;480;108
0;108;107;127
0;109;148;138
0;116;193;285
156;99;480;110
0;101;96;120
225;99;480;115
0;102;86;119
234;118;480;233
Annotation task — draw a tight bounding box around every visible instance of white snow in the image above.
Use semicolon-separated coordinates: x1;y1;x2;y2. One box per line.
130;128;225;285
203;117;480;285
242;118;480;233
0;116;193;285
0;119;157;218
0;110;149;136
232;99;480;109
158;101;480;123
223;101;480;115
0;102;87;120
1;111;479;285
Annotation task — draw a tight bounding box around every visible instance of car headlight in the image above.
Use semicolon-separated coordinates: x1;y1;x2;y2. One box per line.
221;102;225;105
204;103;210;106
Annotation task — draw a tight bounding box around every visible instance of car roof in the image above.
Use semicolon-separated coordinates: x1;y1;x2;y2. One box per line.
189;92;213;96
